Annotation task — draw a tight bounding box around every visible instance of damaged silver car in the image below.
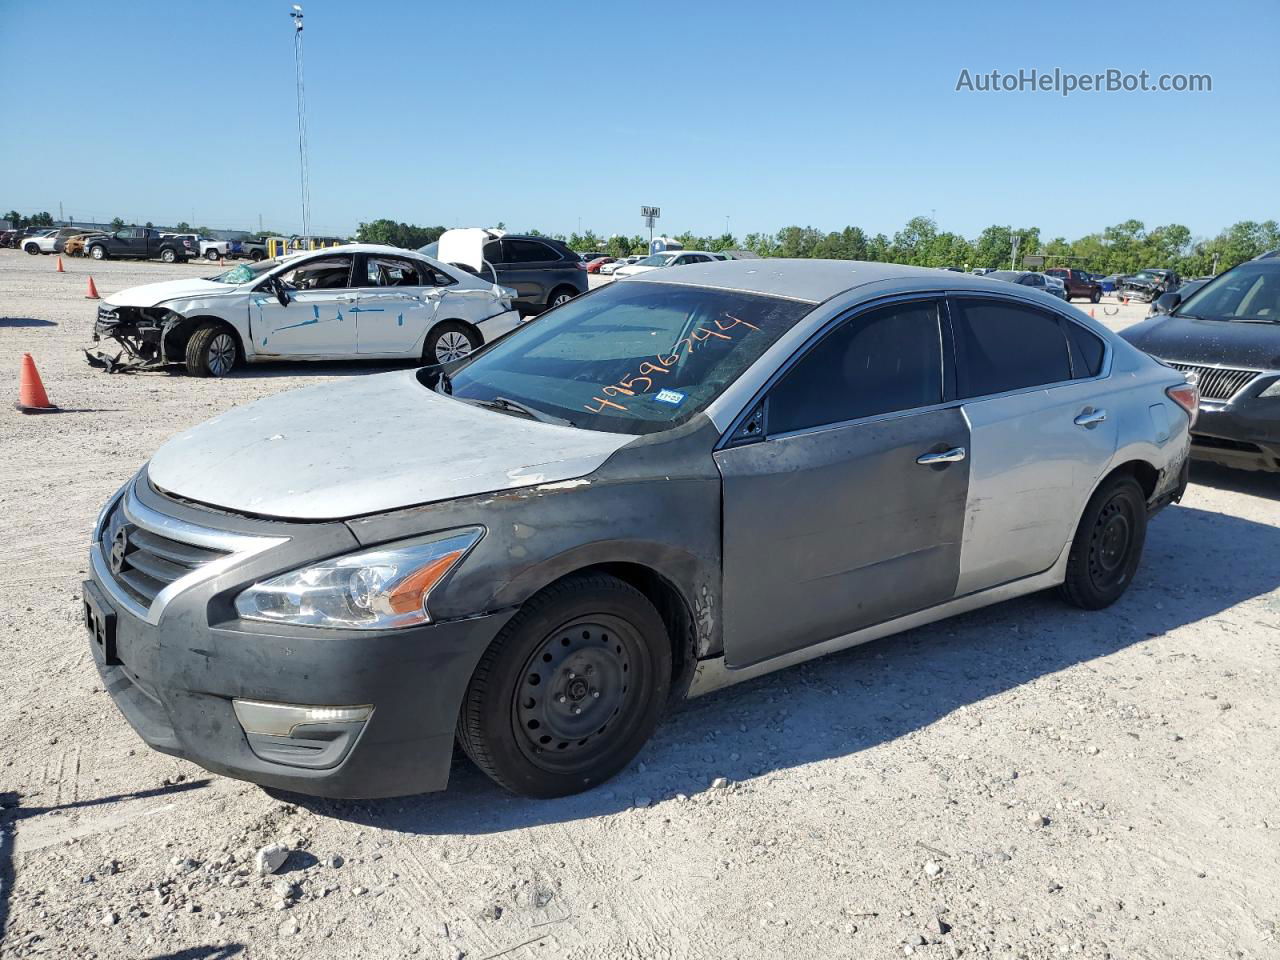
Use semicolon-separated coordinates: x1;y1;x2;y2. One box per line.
84;260;1195;799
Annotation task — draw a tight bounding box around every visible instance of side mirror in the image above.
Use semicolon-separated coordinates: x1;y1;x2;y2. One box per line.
271;277;291;308
1153;291;1182;315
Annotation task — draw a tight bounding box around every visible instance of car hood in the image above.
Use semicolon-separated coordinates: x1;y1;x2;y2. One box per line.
1121;314;1280;369
146;370;633;520
105;277;238;308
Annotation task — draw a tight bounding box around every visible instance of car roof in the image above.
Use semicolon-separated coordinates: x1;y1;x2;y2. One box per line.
624;258;1071;303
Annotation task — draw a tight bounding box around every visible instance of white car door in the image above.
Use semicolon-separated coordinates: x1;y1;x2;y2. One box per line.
352;254;440;356
948;295;1119;595
251;254;358;357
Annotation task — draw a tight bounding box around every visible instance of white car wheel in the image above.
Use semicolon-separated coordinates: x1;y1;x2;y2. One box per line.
435;330;474;362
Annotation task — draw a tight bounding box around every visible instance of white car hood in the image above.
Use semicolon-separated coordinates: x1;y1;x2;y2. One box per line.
105;277;236;308
146;370;632;520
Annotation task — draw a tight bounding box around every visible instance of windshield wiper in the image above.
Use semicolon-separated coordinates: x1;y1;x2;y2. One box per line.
470;396;575;427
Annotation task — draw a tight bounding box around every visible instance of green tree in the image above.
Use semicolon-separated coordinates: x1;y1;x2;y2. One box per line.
110;217;125;230
3;210;23;227
355;219;447;249
30;211;54;227
175;221;191;232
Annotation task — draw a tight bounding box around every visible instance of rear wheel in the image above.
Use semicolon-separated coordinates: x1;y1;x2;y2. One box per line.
185;322;238;377
457;573;671;797
424;321;480;364
1090;288;1102;304
160;247;177;264
1061;474;1147;609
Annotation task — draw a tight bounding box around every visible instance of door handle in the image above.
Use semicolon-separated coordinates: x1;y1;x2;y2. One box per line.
335;295;357;303
1074;408;1107;427
916;446;966;465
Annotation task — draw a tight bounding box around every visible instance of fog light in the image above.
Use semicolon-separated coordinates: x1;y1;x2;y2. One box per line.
232;699;372;737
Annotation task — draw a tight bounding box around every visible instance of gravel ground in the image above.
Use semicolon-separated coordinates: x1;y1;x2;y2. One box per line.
1;250;1277;960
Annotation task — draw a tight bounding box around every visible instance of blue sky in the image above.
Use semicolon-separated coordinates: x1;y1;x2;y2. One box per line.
2;0;1276;241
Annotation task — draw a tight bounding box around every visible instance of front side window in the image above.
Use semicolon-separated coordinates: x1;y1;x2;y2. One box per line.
277;255;354;291
443;281;811;434
951;297;1071;397
768;301;944;435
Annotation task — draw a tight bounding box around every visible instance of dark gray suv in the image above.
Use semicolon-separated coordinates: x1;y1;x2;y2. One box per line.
425;234;588;316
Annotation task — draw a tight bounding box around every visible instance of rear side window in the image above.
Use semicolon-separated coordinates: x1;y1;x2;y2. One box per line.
1065;322;1105;377
950;298;1071;397
504;239;557;263
768;300;943;434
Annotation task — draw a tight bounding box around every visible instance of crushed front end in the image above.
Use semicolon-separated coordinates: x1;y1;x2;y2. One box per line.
88;304;181;372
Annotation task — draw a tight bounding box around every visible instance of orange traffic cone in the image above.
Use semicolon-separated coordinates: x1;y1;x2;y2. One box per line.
16;353;57;414
1089;307;1096;318
219;256;225;266
56;256;65;273
86;276;100;300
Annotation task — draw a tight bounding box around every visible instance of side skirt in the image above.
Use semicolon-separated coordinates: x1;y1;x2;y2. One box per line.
686;543;1071;698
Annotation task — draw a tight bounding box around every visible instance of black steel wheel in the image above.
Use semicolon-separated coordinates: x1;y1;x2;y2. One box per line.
457;573;671;797
1061;473;1147;609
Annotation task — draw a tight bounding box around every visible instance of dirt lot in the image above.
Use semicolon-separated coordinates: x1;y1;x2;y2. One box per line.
1;250;1277;960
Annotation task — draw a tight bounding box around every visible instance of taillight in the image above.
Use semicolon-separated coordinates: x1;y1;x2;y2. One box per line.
1166;382;1199;428
575;261;588;271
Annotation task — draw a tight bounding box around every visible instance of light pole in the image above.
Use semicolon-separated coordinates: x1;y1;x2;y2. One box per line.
290;4;311;241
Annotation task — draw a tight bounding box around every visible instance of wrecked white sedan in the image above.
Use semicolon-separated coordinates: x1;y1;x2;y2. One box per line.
89;243;523;376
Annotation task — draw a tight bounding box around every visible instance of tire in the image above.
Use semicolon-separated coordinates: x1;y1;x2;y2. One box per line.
249;250;265;262
159;248;177;264
90;245;107;261
547;286;577;310
23;243;39;255
457;573;671;798
424;321;480;364
206;249;220;261
1091;289;1101;304
1060;474;1148;610
185;322;238;377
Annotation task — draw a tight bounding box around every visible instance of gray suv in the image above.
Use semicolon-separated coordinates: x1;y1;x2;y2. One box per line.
425;234;588;316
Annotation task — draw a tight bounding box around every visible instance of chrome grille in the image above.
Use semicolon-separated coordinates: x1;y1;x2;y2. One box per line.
1162;361;1259;402
100;500;228;608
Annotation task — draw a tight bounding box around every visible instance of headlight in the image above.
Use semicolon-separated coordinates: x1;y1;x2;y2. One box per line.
1259;378;1280;398
234;527;483;630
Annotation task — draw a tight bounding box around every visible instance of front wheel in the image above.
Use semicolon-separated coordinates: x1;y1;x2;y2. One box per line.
457;573;671;798
206;249;220;261
90;245;106;260
424;321;480;364
1061;474;1148;609
23;244;39;255
185;322;238;377
547;287;577;310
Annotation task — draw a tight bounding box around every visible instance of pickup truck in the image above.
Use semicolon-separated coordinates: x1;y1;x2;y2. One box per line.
86;228;196;264
198;238;232;261
1045;267;1103;304
238;237;269;261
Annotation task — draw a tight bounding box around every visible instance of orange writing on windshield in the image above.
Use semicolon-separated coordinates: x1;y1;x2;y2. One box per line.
583;314;761;415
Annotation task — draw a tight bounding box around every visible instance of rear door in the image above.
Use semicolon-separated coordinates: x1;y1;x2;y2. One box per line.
947;295;1118;594
353;254;444;356
251;254;358;356
715;297;970;668
500;238;561;308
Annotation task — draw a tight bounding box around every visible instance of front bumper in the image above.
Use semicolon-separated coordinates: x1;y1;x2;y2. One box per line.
1190;401;1280;472
85;477;514;798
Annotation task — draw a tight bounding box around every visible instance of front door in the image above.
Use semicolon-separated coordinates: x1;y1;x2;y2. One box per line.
251;254;358;357
353;254;440;355
715;298;970;669
946;295;1120;594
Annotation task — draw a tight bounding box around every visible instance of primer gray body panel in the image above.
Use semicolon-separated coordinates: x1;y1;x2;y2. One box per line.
146;370;632;520
714;406;970;668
